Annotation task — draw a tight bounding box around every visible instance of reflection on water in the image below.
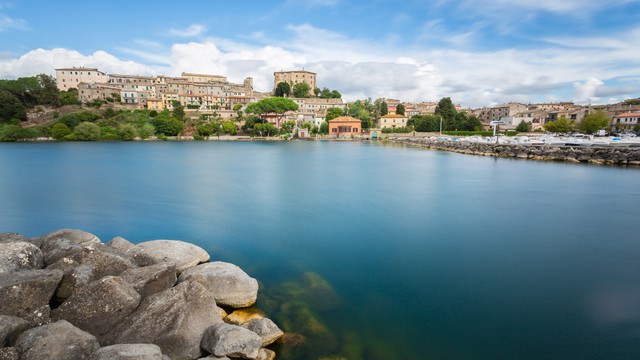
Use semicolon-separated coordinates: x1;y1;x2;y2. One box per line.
1;142;640;359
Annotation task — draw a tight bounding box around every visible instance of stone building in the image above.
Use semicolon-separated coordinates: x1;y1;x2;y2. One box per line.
273;70;316;96
55;67;109;91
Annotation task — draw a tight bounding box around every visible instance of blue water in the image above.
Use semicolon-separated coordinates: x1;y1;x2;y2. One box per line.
1;141;640;359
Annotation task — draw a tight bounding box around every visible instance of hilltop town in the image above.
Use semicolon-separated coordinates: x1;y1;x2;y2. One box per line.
54;67;640;133
0;67;639;141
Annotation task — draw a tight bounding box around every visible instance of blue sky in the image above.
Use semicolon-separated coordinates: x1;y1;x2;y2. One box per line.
1;0;639;108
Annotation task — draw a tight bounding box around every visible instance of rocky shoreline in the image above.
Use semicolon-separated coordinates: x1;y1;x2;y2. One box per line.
0;229;283;360
388;137;640;166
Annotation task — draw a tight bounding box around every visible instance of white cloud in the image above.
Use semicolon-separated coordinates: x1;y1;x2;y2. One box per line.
1;16;639;108
0;48;156;79
0;13;28;32
168;24;206;38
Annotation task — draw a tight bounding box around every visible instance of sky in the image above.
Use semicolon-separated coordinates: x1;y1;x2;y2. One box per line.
1;0;639;108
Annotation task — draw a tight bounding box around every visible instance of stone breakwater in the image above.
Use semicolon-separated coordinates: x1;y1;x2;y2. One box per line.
389;137;640;166
0;229;283;360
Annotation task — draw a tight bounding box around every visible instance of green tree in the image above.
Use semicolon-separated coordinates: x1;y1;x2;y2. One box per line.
221;121;238;135
319;121;329;134
0;90;27;123
119;124;138;141
60;88;81;106
516;120;532;132
171;100;185;120
253;123;278;136
435;97;457;131
137;123;155;139
292;82;310;98
578;110;610;134
275;82;291;97
380;101;389;116
280;120;296;134
50;123;71;140
74;122;101;141
396;103;405;116
57;114;81;129
313;87;321;97
465;115;482;131
152;111;185;136
245;97;299;125
325;107;344;122
544;117;574;133
330;90;341;99
413;115;441;132
347;100;372;130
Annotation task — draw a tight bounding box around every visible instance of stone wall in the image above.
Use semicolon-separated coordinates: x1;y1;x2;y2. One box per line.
388;137;640;166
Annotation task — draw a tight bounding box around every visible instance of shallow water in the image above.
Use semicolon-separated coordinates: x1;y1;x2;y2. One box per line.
1;141;639;359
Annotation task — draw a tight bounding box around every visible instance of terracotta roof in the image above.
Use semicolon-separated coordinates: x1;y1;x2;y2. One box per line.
380;114;408;118
614;112;640;117
328;116;361;123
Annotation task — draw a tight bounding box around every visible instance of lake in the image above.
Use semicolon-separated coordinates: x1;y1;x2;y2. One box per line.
1;141;639;359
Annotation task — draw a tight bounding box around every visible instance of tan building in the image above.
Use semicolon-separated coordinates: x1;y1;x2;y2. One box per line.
55;67;109;91
612;112;640;131
329;116;361;137
380;114;408;129
181;72;227;83
77;83;120;102
274;70;316;96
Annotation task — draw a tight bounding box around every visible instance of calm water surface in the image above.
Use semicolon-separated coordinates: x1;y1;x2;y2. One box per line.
1;141;639;359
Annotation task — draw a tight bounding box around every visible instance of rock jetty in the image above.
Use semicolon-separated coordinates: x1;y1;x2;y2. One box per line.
389;137;640;166
0;229;283;360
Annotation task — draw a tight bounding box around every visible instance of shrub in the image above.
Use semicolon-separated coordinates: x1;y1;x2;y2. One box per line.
100;127;121;141
137;124;155;139
119;124;138;141
57;114;81;129
149;110;158;118
74;122;101;141
51;123;71;140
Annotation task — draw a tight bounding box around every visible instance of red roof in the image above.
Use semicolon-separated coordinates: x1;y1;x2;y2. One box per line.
615;112;640;118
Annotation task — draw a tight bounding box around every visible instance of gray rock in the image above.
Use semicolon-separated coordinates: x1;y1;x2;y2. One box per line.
126;240;209;274
241;318;283;346
20;305;50;327
15;320;100;360
47;245;137;300
90;344;163;360
0;315;30;347
0;233;29;244
197;356;230;359
0;242;44;273
104;280;222;360
200;323;262;360
40;229;101;265
107;236;135;252
256;348;276;360
178;262;258;308
121;263;177;299
52;276;141;342
0;269;62;323
0;347;18;360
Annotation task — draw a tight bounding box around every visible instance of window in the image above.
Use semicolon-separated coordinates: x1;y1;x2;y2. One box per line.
332;128;337;133
353;128;358;132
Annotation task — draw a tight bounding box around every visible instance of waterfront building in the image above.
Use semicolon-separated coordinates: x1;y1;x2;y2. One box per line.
380;113;408;129
328;116;361;137
612;112;640;131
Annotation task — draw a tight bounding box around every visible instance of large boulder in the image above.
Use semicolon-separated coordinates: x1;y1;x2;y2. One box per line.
256;348;276;360
106;236;135;252
104;280;222;360
0;347;19;360
0;233;30;244
90;344;163;360
15;320;100;360
241;318;283;347
200;323;262;360
126;240;209;274
0;242;44;273
47;245;137;300
178;262;258;308
120;263;177;299
39;229;101;265
0;315;30;347
51;276;141;342
0;269;62;323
